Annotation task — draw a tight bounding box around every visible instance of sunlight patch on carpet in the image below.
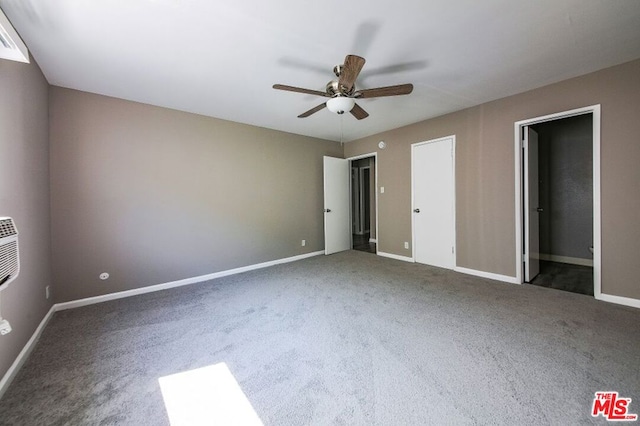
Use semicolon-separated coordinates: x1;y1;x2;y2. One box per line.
159;362;263;426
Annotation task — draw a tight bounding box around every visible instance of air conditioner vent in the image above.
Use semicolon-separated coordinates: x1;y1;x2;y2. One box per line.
0;218;17;239
0;217;19;290
0;241;18;285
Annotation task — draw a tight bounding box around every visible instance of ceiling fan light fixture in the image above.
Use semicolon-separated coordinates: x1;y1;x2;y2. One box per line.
326;96;355;115
273;54;412;120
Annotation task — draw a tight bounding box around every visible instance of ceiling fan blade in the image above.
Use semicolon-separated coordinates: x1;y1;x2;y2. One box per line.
298;103;327;118
339;55;366;92
273;84;330;97
356;83;413;98
350;103;369;120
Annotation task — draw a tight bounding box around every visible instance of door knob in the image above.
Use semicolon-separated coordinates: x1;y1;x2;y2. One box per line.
324;208;331;213
413;208;420;213
536;207;544;213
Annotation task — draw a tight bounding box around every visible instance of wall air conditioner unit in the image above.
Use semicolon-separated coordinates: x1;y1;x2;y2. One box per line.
0;217;20;291
0;7;29;63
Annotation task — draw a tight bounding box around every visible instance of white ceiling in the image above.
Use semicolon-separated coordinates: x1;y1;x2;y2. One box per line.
2;0;640;142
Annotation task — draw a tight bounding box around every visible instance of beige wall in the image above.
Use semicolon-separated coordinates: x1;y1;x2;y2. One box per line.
49;87;342;302
344;58;640;300
0;56;52;386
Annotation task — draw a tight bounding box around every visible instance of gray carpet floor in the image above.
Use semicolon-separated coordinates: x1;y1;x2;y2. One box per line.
0;251;638;425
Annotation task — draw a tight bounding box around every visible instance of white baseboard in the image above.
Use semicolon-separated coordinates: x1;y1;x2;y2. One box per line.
57;250;324;311
539;253;593;267
377;251;414;263
369;238;377;243
0;304;56;400
454;266;520;284
2;249;636;400
597;293;640;309
2;251;326;398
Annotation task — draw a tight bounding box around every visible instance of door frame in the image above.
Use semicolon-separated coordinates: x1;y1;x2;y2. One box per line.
351;166;360;234
359;166;371;234
346;152;378;255
411;135;457;267
514;105;601;298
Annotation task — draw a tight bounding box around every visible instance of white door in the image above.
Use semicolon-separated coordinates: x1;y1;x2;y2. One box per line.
524;127;540;281
412;137;455;269
324;156;351;255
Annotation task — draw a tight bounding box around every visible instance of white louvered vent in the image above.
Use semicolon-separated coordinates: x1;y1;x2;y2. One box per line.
0;217;19;290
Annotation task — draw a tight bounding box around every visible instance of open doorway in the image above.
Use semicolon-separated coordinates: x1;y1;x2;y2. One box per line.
350;155;377;254
515;105;601;298
530;115;594;295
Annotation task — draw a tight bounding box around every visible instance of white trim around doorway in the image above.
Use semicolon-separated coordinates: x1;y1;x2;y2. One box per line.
347;152;379;255
514;105;601;299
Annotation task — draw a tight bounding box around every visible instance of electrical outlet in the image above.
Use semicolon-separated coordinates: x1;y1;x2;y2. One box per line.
380;186;385;194
45;285;51;299
301;240;306;247
0;319;12;335
404;242;409;249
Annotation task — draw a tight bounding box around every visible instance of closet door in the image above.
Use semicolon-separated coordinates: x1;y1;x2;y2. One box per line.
412;136;455;269
524;127;540;281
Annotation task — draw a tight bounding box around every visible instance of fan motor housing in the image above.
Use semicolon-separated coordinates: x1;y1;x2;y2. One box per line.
326;80;354;97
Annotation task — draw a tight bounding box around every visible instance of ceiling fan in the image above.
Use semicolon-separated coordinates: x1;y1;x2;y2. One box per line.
273;54;413;120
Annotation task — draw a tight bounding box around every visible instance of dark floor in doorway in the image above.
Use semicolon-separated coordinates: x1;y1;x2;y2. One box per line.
530;260;594;296
353;233;376;254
